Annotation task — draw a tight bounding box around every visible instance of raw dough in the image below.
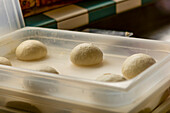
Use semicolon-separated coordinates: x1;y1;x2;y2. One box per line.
122;53;156;79
16;40;47;61
0;57;12;66
35;65;59;74
6;101;41;113
70;43;103;66
96;73;126;82
23;66;59;94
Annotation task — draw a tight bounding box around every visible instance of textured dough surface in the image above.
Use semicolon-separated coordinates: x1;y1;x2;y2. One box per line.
16;40;47;61
96;73;126;82
122;53;156;79
35;65;59;74
70;43;103;66
0;57;12;66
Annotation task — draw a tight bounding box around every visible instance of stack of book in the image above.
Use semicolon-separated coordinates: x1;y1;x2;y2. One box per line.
24;0;155;30
20;0;84;17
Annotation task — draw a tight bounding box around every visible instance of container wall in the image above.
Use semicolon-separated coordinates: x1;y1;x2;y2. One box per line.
0;27;169;112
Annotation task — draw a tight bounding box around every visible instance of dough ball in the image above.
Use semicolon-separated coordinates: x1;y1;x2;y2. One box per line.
96;73;126;82
6;101;41;113
16;40;47;61
70;43;103;66
35;66;59;74
0;57;12;66
122;53;156;79
23;66;59;93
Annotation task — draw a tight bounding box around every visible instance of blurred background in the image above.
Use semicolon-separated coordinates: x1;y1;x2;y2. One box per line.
21;0;170;40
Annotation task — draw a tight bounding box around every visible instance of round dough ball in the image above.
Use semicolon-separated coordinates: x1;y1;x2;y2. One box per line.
96;73;126;82
70;43;103;66
0;57;12;66
35;66;59;74
16;40;47;61
23;66;59;94
122;53;156;79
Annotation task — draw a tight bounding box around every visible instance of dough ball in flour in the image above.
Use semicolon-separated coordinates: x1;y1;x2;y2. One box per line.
70;43;103;66
122;53;156;79
16;40;47;61
96;73;126;82
0;57;12;66
35;65;59;74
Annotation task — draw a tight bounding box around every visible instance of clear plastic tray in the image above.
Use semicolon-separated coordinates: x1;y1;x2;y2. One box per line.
0;0;24;37
0;27;169;113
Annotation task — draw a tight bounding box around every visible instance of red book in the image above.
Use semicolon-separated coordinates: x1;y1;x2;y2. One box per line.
20;0;41;10
40;0;62;5
22;0;84;17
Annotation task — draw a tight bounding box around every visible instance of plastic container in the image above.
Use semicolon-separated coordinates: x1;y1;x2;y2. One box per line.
0;27;169;113
0;0;169;113
0;0;24;37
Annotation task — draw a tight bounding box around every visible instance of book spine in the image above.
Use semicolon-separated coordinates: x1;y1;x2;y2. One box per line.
19;0;36;10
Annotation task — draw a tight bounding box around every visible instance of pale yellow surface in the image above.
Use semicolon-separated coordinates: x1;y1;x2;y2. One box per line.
116;0;141;13
57;13;89;29
44;5;88;22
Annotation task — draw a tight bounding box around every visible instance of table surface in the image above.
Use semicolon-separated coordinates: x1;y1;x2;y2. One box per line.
82;1;170;41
